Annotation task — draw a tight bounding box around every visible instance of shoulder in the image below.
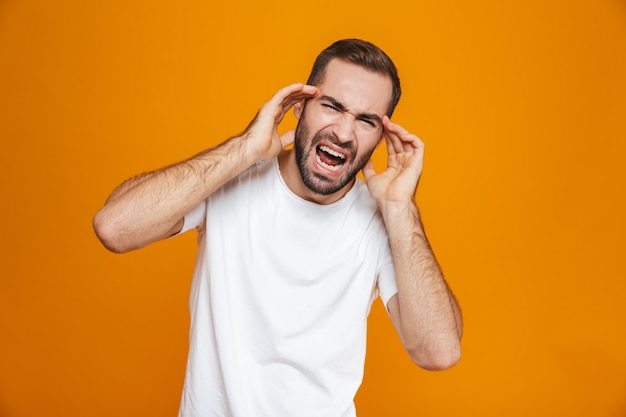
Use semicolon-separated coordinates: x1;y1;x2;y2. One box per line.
220;158;277;192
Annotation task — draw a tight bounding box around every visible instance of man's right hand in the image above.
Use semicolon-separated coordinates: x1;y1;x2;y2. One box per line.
242;83;319;163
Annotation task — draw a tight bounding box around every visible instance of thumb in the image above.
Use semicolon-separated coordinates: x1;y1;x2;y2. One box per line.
280;129;296;149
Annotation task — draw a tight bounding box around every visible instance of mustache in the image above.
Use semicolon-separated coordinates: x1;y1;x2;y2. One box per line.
310;131;356;155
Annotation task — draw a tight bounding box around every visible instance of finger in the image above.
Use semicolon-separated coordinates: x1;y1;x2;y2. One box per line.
383;121;405;156
277;84;319;109
384;117;423;152
383;116;404;155
280;90;319;117
383;117;410;135
280;129;295;148
265;84;319;124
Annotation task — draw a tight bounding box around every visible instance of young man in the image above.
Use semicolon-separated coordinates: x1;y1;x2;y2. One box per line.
94;39;462;417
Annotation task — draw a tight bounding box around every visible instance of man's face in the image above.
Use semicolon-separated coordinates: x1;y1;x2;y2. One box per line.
294;59;393;196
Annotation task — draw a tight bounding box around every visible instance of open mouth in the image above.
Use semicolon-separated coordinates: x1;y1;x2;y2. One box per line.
316;145;346;172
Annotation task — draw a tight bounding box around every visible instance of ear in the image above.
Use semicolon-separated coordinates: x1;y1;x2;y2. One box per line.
293;99;304;119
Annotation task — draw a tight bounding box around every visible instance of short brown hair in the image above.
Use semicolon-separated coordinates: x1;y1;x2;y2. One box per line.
306;39;401;117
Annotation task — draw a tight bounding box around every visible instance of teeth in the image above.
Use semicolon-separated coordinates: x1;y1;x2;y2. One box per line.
316;154;342;171
319;145;345;160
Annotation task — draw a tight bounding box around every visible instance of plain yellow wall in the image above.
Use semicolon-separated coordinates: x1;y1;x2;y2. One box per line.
1;0;625;416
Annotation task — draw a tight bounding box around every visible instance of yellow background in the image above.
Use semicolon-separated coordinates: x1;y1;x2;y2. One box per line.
1;0;625;416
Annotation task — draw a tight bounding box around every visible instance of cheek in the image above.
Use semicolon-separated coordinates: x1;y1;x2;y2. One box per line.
302;108;335;135
358;136;383;156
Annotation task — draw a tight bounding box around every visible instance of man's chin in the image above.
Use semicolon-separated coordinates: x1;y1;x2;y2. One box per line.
302;171;354;196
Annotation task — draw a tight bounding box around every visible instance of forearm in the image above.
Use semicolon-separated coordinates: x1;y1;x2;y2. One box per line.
383;201;462;369
94;83;319;253
94;135;254;253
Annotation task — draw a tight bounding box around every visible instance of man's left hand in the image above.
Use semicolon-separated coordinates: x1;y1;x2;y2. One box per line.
362;117;424;206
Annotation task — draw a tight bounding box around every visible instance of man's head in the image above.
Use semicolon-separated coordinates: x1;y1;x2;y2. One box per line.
290;39;401;199
306;38;401;117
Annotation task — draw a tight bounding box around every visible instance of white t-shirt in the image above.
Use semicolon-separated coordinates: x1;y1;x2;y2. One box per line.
177;158;398;417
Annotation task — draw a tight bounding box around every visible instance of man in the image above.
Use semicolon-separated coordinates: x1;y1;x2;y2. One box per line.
94;39;462;417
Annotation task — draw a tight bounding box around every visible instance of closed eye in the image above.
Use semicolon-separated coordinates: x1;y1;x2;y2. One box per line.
316;95;382;130
358;117;377;128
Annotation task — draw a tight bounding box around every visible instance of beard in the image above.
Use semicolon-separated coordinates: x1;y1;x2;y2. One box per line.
294;116;377;196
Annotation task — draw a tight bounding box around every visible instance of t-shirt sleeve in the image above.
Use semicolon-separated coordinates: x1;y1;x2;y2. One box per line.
373;211;398;307
175;200;207;235
377;259;398;307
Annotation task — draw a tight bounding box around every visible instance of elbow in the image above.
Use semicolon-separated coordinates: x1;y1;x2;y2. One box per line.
93;209;131;254
407;343;462;371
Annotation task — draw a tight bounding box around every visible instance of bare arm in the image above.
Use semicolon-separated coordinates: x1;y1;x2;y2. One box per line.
363;117;462;371
382;203;462;370
93;138;250;253
93;83;319;253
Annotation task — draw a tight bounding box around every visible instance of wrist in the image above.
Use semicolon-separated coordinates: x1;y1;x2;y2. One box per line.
228;134;263;167
380;199;418;215
239;131;280;167
379;200;421;229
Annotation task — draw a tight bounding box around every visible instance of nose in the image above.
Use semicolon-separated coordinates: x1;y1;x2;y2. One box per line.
331;113;356;144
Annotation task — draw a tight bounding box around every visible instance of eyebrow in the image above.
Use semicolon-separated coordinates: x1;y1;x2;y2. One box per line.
318;95;383;125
